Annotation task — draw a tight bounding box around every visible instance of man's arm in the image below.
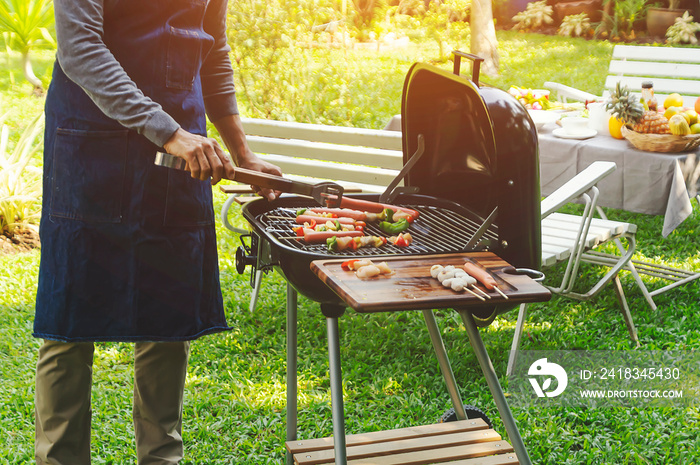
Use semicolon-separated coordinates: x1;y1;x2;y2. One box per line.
54;0;235;183
213;114;282;201
54;0;179;146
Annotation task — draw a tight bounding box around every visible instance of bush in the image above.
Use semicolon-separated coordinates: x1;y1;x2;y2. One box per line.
666;11;700;44
0;111;43;238
512;1;553;32
558;13;591;37
0;0;55;93
595;0;650;40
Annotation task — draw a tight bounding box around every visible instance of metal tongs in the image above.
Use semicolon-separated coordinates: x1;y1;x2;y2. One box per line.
154;152;343;207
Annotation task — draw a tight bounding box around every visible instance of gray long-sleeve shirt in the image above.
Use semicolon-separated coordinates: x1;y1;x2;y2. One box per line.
53;0;239;147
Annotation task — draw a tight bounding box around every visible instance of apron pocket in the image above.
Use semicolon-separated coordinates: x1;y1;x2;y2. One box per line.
163;170;214;227
166;26;203;90
50;128;128;223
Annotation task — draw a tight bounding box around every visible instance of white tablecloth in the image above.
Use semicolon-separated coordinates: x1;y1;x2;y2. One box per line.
538;123;700;237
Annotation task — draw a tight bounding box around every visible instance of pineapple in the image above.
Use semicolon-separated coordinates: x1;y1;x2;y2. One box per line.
606;82;644;126
633;111;670;134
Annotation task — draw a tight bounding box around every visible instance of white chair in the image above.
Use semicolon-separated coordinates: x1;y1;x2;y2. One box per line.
544;44;700;108
507;161;640;375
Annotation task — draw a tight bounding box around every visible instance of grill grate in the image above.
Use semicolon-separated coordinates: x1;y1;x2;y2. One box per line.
257;204;498;257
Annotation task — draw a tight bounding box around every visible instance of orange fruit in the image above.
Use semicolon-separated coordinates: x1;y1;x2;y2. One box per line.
664;93;684;109
609;116;625;139
695;97;700;114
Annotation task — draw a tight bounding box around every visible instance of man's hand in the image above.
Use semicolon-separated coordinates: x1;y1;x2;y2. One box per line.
212;114;283;201
237;151;283;201
163;128;235;185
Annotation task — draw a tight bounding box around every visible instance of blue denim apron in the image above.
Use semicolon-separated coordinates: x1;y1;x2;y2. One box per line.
34;0;231;341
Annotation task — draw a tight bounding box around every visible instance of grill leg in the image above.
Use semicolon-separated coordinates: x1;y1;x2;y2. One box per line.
422;310;466;420
249;269;263;313
325;314;348;465
458;310;532;465
286;284;298;465
506;303;528;377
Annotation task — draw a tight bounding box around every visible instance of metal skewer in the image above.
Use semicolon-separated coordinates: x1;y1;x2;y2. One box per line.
464;288;486;301
493;286;509;299
470;286;491;299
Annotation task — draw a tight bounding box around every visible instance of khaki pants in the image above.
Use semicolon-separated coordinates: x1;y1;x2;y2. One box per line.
35;340;190;465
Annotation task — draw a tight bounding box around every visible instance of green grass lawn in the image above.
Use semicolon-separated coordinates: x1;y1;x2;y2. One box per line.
2;32;700;464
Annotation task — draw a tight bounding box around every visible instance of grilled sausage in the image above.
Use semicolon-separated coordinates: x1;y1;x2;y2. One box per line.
310;208;366;221
463;261;497;290
338;197;420;221
302;229;363;244
296;214;356;225
338;197;385;213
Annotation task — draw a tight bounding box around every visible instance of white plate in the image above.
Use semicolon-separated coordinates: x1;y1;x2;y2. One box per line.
552;127;597;140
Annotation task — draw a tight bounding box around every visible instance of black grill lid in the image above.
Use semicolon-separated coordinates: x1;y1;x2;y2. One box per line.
401;62;497;209
400;60;541;271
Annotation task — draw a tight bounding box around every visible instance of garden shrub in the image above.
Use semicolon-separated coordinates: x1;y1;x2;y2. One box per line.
0;112;43;238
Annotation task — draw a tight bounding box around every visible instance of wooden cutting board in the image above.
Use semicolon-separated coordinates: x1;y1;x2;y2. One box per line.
310;252;551;313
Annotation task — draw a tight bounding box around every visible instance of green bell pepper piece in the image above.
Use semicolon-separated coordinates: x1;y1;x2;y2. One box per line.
383;208;394;223
379;218;409;234
326;236;338;252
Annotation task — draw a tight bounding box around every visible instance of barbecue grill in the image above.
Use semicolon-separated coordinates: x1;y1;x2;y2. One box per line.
235;52;549;465
239;59;541;316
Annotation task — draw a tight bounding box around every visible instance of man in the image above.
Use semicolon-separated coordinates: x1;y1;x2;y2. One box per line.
33;0;280;463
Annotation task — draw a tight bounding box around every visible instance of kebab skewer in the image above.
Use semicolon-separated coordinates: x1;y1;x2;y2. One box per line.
463;260;509;299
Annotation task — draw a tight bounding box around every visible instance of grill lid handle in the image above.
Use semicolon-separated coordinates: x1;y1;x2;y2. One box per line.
452;50;484;86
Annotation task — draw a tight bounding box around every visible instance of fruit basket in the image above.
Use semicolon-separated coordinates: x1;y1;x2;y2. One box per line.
621;126;700;153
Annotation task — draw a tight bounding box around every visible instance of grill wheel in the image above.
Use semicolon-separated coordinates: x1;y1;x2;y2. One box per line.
440;405;493;428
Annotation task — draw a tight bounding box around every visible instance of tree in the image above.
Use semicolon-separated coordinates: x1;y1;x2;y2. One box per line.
469;0;499;77
0;0;56;95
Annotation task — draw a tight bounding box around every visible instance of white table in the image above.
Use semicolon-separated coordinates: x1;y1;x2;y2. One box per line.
538;123;700;237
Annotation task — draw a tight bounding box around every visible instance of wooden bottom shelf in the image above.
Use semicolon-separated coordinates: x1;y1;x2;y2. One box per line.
286;419;520;465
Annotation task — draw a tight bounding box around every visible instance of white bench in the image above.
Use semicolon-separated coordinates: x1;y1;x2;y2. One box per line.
545;44;700;107
240;117;404;193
